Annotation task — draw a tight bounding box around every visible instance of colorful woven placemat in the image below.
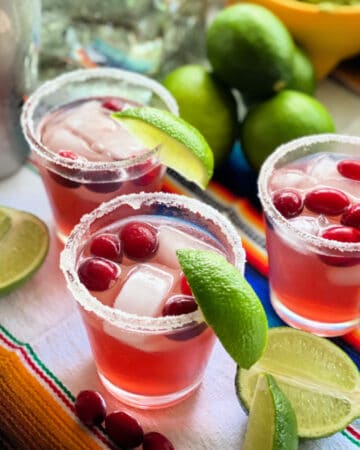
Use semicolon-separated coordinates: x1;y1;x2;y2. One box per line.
0;326;114;449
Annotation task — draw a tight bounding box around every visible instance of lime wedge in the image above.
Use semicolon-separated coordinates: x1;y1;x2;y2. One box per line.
236;327;360;438
242;374;298;450
0;206;49;296
176;249;268;369
112;107;214;189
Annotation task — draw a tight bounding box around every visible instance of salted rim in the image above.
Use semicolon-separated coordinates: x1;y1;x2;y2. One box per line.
258;133;360;253
21;67;179;172
60;192;246;332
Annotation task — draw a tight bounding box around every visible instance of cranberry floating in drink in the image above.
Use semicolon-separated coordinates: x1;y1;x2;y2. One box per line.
259;134;360;337
60;192;245;409
21;68;178;242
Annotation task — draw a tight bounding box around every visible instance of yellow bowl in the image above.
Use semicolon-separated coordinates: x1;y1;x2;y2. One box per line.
228;0;360;79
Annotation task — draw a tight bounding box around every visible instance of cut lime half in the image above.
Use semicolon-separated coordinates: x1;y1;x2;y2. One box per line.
236;327;360;438
176;249;268;369
242;374;298;450
112;107;214;189
0;206;49;296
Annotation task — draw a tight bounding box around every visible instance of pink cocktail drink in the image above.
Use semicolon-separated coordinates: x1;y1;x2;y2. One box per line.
258;134;360;337
60;192;245;409
21;68;178;242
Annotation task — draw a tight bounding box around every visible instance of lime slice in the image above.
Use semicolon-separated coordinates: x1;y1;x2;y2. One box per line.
242;374;298;450
0;206;49;296
236;327;360;438
112;107;214;189
176;249;268;369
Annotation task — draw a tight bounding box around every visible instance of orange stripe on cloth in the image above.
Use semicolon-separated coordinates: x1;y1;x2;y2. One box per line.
0;340;109;449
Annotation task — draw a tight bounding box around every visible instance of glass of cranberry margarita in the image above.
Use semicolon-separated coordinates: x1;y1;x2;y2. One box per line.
258;134;360;337
21;68;178;242
60;192;245;409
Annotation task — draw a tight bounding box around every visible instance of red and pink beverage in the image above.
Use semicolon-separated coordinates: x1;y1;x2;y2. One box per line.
258;134;360;337
21;68;178;242
60;192;245;408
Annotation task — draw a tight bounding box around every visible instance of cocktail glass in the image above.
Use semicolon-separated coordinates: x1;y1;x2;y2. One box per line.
21;68;178;242
60;192;245;409
258;134;360;337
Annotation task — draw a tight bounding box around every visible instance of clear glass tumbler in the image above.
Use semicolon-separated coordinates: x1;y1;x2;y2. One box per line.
60;192;245;408
258;134;360;337
21;68;178;242
0;0;40;178
40;0;211;80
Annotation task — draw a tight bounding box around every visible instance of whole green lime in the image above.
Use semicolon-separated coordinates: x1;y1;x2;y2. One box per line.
288;46;316;95
241;90;336;172
163;65;238;167
206;3;295;100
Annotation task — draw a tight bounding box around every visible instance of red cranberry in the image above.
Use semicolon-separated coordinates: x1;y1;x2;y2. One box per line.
180;273;192;296
337;159;360;181
272;189;304;219
304;188;350;215
49;150;80;188
341;204;360;229
120;221;158;260
319;225;360;266
84;170;122;193
132;163;163;187
85;181;122;193
59;150;78;160
75;390;106;426
105;411;143;448
143;432;175;450
78;257;119;291
322;225;360;243
49;170;80;188
164;295;206;341
162;295;198;316
101;98;124;112
90;234;122;261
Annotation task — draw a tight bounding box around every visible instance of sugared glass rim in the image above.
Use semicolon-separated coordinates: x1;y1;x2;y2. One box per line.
258;133;360;253
21;67;179;172
60;192;246;332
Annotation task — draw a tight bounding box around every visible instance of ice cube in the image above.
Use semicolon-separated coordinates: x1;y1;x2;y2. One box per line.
278;216;323;254
104;263;175;351
289;216;323;237
113;263;174;317
306;154;359;200
43;100;145;162
66;101;144;160
307;154;338;183
41;127;90;156
269;169;316;193
156;225;221;269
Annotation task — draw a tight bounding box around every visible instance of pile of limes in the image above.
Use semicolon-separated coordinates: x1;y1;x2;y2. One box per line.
163;3;336;173
207;3;336;172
